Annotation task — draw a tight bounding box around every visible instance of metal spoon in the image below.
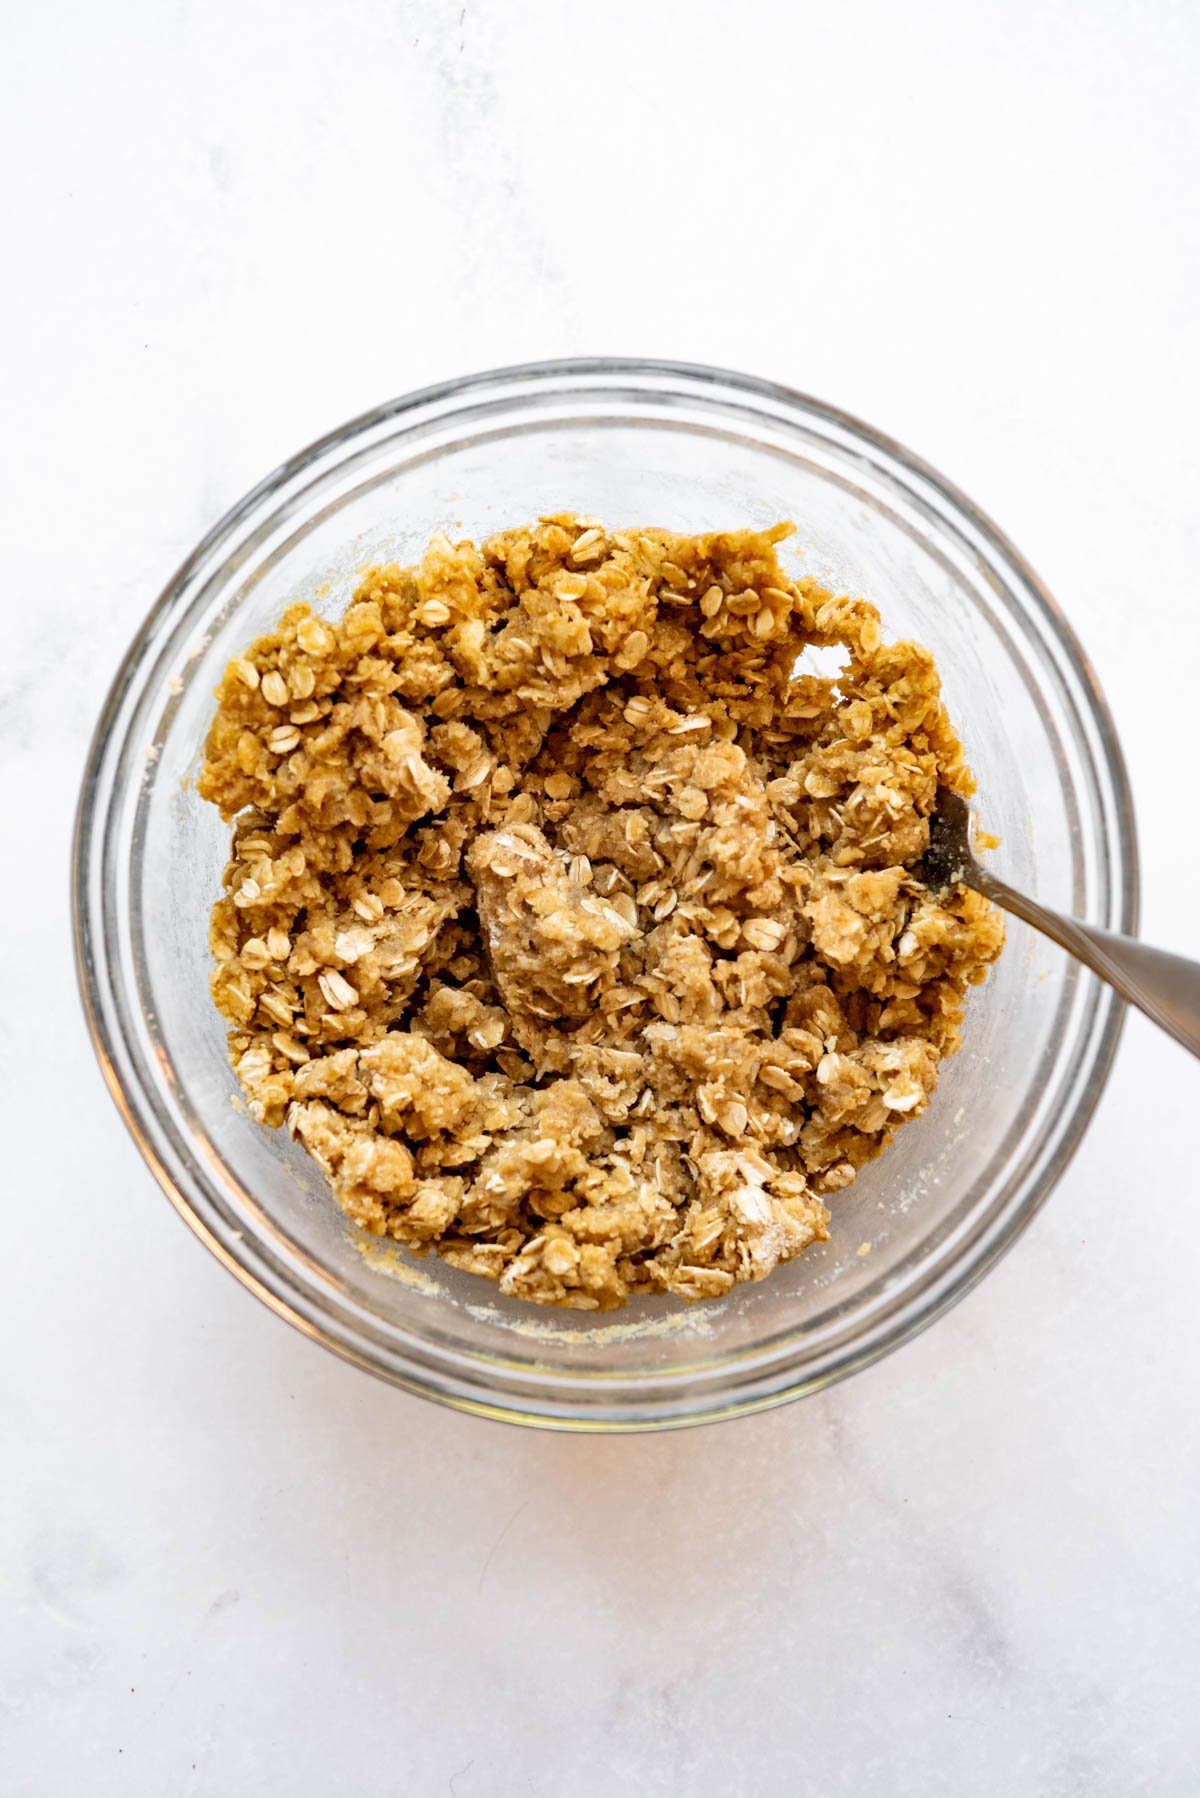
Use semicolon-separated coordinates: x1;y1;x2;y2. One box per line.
921;788;1200;1059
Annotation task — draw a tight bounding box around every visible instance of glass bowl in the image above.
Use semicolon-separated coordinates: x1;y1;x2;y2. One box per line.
73;359;1137;1430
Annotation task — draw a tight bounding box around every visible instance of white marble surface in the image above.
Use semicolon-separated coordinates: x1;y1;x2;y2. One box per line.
3;1;1199;1792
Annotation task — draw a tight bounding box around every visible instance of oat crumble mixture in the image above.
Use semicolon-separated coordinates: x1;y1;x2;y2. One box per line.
199;518;1004;1311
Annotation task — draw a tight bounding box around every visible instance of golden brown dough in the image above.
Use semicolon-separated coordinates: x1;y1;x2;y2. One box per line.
199;517;1003;1310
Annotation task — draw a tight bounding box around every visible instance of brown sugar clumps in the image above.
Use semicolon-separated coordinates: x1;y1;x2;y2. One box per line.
198;518;1003;1310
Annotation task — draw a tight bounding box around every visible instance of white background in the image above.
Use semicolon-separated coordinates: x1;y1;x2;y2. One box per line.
3;2;1198;1793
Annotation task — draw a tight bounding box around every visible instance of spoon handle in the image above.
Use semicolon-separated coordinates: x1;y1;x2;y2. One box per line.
976;874;1200;1060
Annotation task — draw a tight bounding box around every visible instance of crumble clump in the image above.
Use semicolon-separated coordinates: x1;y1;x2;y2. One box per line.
199;517;1003;1310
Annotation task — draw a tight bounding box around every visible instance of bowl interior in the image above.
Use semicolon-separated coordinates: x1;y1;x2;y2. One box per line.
86;369;1129;1423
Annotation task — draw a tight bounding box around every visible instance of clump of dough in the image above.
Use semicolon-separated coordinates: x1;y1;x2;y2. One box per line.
199;518;1003;1310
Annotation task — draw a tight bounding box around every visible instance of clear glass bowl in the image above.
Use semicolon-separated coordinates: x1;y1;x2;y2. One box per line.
73;360;1137;1430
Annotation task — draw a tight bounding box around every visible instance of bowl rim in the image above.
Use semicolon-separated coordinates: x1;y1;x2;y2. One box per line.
72;356;1139;1430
